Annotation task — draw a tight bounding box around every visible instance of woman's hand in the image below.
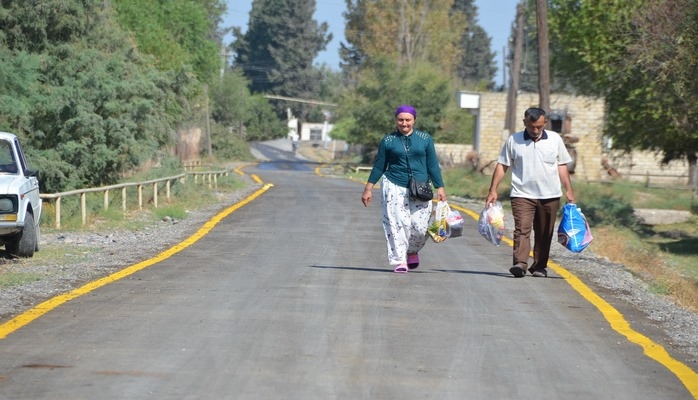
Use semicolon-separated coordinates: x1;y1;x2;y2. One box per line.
437;187;447;202
361;187;373;207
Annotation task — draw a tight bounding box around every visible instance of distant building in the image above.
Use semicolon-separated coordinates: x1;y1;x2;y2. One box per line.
300;122;334;142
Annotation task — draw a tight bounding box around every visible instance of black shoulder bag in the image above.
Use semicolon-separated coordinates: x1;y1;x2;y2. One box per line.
400;135;433;201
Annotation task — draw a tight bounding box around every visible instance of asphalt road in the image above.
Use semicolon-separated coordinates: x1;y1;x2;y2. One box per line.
0;143;694;399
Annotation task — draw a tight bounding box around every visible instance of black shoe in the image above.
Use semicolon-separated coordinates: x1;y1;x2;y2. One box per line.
530;268;547;277
509;265;526;278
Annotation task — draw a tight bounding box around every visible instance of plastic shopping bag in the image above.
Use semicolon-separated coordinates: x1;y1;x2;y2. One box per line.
446;209;464;238
558;203;593;253
478;201;506;246
427;201;451;243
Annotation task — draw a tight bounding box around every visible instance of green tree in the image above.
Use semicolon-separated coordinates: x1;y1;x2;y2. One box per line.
210;70;251;129
342;0;466;76
549;0;698;186
243;95;288;141
452;0;497;89
305;66;343;123
112;0;226;81
331;58;452;154
231;0;332;120
0;0;193;192
0;49;41;130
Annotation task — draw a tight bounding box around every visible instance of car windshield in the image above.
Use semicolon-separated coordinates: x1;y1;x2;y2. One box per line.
0;140;18;174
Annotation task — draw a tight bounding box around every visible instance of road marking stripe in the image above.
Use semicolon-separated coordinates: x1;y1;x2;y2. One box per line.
0;183;274;340
451;203;698;397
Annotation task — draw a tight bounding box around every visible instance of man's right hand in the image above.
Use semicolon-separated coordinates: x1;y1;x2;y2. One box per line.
485;190;498;207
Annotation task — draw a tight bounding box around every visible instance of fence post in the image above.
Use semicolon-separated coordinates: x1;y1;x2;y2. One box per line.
40;169;229;229
153;182;158;208
55;197;62;229
81;192;86;225
138;185;143;210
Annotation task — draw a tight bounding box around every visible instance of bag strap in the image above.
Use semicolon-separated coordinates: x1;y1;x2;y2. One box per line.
398;134;415;179
398;134;430;183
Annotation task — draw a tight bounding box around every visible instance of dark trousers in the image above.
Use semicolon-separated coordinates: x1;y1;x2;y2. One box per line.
510;197;561;271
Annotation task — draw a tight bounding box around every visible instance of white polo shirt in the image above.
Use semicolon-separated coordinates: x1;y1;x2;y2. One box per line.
497;129;572;199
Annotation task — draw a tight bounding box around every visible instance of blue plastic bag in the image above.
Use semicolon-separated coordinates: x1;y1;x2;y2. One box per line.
558;203;593;252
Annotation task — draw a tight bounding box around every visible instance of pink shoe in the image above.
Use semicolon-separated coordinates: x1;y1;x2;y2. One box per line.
394;264;408;273
407;253;419;270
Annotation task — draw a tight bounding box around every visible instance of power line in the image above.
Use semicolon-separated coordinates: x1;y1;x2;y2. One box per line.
263;95;338;107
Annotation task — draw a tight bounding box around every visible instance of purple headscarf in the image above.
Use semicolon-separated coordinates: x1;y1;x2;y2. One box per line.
395;104;417;118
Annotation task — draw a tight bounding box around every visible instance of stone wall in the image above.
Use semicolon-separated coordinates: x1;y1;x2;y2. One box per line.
606;151;689;185
474;92;689;184
434;143;474;167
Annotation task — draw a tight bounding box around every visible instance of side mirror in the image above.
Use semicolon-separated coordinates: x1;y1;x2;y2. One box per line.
25;169;40;180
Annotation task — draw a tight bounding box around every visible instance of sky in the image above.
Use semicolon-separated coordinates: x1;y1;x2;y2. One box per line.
223;0;519;85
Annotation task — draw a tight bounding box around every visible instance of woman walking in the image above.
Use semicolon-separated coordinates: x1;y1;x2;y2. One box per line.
361;105;447;273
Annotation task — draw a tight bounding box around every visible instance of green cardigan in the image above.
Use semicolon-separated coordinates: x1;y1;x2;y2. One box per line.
367;130;444;189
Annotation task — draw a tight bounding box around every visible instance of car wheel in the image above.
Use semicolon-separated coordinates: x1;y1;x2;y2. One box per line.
7;213;36;258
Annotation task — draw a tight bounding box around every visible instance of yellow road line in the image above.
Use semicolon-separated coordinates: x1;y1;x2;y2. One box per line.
450;202;698;398
550;261;698;397
233;163;257;175
0;183;274;340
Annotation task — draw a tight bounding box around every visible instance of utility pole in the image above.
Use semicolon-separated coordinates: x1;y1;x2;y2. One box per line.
502;46;507;90
505;2;525;134
537;0;551;115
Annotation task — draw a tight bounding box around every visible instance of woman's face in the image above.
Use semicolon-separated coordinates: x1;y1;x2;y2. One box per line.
395;113;415;135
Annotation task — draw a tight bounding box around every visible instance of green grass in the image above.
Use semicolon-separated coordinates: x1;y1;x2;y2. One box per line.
39;169;245;233
0;270;42;288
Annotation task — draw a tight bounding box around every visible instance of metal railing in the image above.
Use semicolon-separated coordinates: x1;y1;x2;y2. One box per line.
39;169;230;229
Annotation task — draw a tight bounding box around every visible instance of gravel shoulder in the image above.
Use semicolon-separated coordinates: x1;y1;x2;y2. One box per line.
1;165;696;370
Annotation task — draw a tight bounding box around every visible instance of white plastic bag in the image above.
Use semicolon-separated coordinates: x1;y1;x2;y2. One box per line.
478;201;505;246
446;209;464;238
428;201;451;243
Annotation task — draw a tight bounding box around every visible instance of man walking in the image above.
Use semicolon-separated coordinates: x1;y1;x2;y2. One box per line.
485;107;575;278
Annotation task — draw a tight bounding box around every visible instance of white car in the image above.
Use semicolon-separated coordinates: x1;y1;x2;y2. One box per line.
0;132;42;257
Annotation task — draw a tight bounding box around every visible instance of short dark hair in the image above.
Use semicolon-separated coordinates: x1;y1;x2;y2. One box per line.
524;107;547;122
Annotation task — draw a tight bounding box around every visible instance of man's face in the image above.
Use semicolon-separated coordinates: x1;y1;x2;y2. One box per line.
523;115;547;140
396;113;415;134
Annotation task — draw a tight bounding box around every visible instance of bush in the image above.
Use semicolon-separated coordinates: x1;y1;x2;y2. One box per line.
577;196;640;229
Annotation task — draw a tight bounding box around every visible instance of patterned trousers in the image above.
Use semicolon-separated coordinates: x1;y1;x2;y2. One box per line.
380;176;433;266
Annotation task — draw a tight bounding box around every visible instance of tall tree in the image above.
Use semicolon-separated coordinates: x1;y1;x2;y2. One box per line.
550;0;698;186
506;0;540;93
342;0;466;76
330;58;452;151
451;0;497;89
0;0;193;192
210;69;250;130
231;0;332;120
112;0;226;82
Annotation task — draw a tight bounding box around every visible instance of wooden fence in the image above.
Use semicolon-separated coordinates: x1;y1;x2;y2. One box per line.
39;170;230;229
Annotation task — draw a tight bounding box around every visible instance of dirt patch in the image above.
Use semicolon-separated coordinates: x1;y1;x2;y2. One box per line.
634;209;692;225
